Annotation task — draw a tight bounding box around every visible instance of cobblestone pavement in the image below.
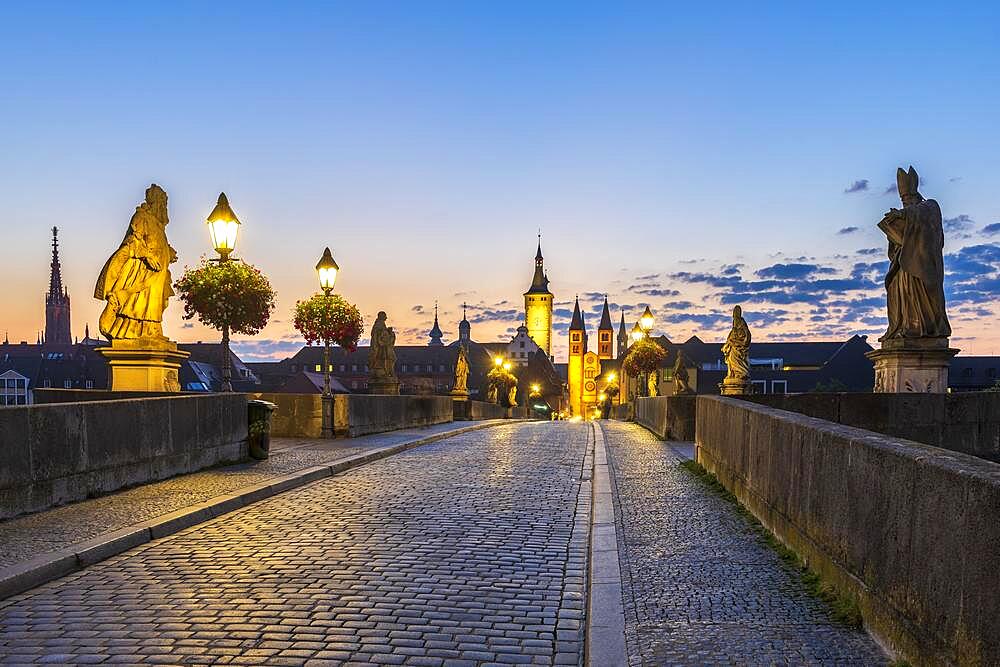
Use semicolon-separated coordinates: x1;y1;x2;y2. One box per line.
0;422;590;666
600;421;888;666
0;422;486;570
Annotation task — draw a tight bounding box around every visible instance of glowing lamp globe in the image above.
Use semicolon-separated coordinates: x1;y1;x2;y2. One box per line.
316;247;340;293
607;372;616;381
494;356;504;367
207;192;241;259
640;306;655;334
631;323;644;344
503;362;512;372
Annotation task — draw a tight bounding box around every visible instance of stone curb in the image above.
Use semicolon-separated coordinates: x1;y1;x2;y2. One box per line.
0;419;511;604
586;421;627;666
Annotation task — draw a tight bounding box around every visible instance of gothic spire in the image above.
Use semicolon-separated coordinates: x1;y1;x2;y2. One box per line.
598;295;613;330
48;227;64;299
569;296;584;330
428;301;444;346
525;234;551;294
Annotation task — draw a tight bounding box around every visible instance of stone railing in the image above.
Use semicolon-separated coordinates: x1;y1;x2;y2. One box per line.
0;393;248;519
634;395;697;440
250;393;455;438
453;400;507;421
695;395;1000;665
741;392;1000;463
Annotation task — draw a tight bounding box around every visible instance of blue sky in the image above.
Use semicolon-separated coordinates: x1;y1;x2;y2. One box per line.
2;2;999;359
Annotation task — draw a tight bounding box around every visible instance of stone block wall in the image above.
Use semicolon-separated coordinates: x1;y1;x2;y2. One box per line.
634;395;697;441
742;392;1000;463
695;395;1000;665
252;393;455;438
0;393;248;519
453;400;506;421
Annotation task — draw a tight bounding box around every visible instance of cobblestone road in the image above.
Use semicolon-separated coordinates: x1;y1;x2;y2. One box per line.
0;422;590;666
0;422;484;570
600;421;888;666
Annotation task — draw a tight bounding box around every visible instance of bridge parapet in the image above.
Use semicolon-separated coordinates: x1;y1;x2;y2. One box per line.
696;395;1000;665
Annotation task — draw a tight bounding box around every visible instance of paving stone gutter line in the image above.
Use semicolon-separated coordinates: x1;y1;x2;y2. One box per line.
586;421;628;666
0;419;510;605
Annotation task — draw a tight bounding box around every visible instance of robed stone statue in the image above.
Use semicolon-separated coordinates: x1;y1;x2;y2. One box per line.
673;350;693;395
720;306;751;394
95;184;177;341
878;166;951;342
368;312;397;380
452;345;469;394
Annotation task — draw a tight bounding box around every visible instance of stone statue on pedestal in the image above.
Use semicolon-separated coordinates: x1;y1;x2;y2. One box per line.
647;370;658;397
867;166;957;393
720;306;751;395
94;184;188;391
368;311;400;395
673;350;693;395
450;345;470;399
508;385;518;408
95;184;177;341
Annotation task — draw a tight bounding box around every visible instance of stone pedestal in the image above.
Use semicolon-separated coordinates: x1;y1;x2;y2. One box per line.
450;389;469;401
368;378;400;395
719;377;751;396
866;338;958;393
97;338;190;392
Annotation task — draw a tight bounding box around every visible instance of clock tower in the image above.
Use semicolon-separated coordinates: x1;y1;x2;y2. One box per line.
523;236;553;358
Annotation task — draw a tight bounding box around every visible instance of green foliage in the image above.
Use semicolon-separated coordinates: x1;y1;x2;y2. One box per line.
174;258;276;335
622;338;667;376
679;459;864;629
293;293;364;349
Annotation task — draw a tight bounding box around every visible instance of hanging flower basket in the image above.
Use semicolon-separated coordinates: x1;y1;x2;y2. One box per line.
622;338;667;376
293;293;364;349
174;258;277;335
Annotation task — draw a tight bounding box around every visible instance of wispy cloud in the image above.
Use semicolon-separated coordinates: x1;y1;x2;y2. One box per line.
844;179;869;194
838;226;859;235
981;223;1000;237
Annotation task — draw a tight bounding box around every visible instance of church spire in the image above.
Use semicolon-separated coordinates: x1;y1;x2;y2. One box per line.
458;301;471;344
48;227;64;299
428;301;444;346
526;233;550;294
44;227;72;345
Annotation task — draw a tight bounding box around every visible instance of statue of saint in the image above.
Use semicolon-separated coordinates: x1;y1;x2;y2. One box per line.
368;311;397;380
647;370;658;397
877;166;951;342
453;345;469;393
673;350;693;394
508;385;518;408
722;306;751;383
94;184;177;341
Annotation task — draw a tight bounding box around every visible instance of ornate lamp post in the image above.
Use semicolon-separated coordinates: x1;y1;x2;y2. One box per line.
639;305;654;336
316;247;340;438
206;193;241;391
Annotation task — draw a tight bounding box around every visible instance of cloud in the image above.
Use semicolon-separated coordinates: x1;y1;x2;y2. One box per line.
838;226;859;235
883;184;897;195
981;223;1000;236
755;263;836;280
411;305;424;313
635;273;659;281
949;176;963;183
720;264;744;276
856;247;881;256
634;288;680;297
943;214;975;234
844;179;869;194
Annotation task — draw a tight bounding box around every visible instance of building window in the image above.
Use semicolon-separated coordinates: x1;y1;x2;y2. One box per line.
315;364;322;372
352;381;358;389
751;380;767;394
520;341;525;348
352;364;358;372
962;367;974;378
439;365;446;372
340;364;346;372
572;345;580;354
0;374;28;405
988;368;997;379
571;333;580;342
43;379;51;388
85;380;94;389
64;380;72;388
771;380;788;394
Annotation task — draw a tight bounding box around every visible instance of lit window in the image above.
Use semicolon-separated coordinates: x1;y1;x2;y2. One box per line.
64;380;72;388
315;364;321;372
352;364;358;372
85;380;93;389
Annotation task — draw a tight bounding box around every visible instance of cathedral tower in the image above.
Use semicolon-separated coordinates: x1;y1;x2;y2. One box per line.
45;227;72;346
458;303;471;346
617;311;629;358
523;236;553;358
428;302;443;346
597;296;614;360
568;297;586;417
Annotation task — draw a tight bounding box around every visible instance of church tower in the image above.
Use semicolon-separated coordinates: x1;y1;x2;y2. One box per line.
568;297;586;417
617;311;629;358
523;236;553;358
597;296;614;360
458;303;471;346
428;302;444;346
45;227;71;346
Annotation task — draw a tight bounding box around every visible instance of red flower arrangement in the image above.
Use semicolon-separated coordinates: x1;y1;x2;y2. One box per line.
293;293;364;349
174;258;276;335
622;337;667;376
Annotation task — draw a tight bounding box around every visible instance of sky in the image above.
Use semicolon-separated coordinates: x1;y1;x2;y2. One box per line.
2;2;999;362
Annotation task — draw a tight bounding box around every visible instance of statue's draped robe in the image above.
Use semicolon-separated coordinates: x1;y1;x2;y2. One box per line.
94;207;174;340
723;319;751;381
879;199;951;340
368;321;396;379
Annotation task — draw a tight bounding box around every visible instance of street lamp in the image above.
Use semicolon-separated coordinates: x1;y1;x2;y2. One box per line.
631;322;644;345
316;247;340;438
316;247;339;294
206;193;241;391
640;305;654;335
494;356;504;367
